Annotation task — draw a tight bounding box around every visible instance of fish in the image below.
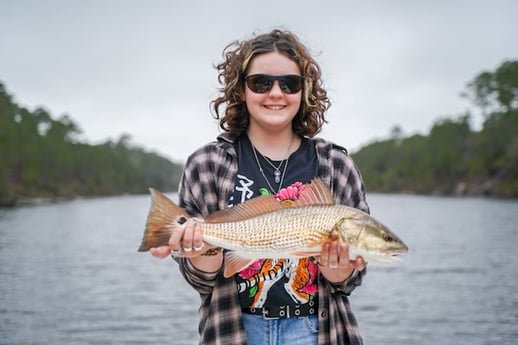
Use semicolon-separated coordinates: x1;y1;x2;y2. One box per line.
138;178;408;277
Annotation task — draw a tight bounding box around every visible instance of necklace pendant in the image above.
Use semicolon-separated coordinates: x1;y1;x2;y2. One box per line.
274;170;281;183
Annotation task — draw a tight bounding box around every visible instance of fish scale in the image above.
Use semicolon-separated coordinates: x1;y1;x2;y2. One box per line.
201;205;340;254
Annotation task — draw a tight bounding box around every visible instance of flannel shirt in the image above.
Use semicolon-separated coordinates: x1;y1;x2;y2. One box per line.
176;131;369;345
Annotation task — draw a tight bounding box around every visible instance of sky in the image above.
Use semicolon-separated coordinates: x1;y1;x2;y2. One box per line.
1;0;518;163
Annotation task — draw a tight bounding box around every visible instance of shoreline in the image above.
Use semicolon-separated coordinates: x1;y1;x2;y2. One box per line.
1;188;514;208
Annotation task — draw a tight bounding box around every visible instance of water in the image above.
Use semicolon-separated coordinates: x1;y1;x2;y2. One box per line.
0;193;517;345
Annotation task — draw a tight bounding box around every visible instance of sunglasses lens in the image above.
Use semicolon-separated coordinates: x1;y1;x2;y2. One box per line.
280;76;303;94
246;75;304;94
246;75;272;93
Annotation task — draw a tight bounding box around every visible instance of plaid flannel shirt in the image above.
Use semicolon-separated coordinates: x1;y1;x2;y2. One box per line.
176;131;369;345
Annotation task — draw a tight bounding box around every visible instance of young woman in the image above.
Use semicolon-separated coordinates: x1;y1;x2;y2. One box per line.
151;29;369;345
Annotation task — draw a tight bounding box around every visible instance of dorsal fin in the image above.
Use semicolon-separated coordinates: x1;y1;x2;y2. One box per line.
205;195;282;223
204;178;335;224
291;178;335;206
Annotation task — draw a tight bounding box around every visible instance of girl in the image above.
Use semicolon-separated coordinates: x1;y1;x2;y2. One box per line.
151;29;369;345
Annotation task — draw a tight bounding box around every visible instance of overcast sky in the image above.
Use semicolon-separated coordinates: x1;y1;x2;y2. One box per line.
2;0;517;162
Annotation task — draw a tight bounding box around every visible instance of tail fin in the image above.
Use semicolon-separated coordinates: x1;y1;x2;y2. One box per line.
137;188;189;252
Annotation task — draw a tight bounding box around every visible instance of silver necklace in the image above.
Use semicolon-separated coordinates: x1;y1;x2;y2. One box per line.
251;135;294;194
260;153;285;183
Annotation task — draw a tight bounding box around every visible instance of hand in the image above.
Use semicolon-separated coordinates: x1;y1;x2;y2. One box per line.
315;231;366;283
150;218;206;259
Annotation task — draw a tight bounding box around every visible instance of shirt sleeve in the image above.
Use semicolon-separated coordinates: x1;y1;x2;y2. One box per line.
173;147;224;295
330;266;367;296
325;145;369;294
176;257;220;297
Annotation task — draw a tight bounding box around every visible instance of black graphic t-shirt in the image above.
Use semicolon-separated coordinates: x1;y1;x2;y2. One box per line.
230;134;319;308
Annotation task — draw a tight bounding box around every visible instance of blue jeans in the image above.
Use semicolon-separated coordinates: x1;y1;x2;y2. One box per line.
242;313;319;345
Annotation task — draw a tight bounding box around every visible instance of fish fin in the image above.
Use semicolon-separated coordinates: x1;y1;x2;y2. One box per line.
223;252;256;278
306;234;335;247
289;178;335;206
289;237;330;257
137;188;189;252
205;178;335;224
205;195;286;223
288;230;339;257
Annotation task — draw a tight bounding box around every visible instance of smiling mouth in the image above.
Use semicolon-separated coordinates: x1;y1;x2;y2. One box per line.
264;105;285;110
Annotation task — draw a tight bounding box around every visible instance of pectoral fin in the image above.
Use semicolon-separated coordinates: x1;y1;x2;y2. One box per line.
223;252;256;278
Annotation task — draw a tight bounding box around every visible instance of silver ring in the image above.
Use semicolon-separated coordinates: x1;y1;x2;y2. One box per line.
193;243;204;251
170;248;181;257
182;246;192;252
329;264;338;269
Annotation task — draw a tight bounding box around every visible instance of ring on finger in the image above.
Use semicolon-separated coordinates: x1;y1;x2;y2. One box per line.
170;248;181;257
182;246;193;252
193;243;204;251
329;264;338;269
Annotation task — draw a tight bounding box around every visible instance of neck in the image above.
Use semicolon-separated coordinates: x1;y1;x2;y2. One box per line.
247;129;299;160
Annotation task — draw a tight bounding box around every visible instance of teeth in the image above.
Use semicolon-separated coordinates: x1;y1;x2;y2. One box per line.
266;105;284;110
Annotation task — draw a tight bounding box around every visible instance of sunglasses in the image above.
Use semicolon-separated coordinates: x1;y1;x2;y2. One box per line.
244;74;305;94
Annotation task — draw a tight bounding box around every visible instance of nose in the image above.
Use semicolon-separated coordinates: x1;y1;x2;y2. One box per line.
268;80;284;96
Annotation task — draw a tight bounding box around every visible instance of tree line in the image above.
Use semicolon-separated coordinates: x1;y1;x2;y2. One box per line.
352;60;518;198
1;60;516;206
0;83;183;206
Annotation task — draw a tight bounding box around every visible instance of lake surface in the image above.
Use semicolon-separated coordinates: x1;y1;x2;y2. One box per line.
0;193;517;344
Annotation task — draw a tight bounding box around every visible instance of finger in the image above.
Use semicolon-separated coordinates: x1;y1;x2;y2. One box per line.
318;243;331;267
181;219;195;251
192;222;204;251
150;246;172;259
337;242;352;268
351;256;366;271
170;247;182;258
327;241;339;269
169;221;186;252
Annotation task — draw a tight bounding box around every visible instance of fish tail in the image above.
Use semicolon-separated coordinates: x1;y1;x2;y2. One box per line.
137;188;189;252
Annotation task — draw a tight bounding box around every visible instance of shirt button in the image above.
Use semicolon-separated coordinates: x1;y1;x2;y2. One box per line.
320;309;328;319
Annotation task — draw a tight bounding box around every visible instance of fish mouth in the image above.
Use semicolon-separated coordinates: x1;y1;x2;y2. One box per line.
380;247;410;263
375;253;403;264
350;246;407;264
381;247;408;263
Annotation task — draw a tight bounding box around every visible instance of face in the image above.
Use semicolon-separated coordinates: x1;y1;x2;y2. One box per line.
243;52;302;133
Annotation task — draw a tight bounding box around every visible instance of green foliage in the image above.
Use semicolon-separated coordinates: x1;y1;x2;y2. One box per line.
353;60;518;198
464;60;518;114
0;82;183;206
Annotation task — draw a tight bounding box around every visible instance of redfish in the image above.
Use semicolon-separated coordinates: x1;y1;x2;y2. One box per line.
138;178;408;277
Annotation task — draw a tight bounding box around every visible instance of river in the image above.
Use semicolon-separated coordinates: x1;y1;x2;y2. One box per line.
0;193;517;344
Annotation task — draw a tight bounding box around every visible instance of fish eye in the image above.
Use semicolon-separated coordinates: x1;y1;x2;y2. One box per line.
383;234;394;242
177;216;187;225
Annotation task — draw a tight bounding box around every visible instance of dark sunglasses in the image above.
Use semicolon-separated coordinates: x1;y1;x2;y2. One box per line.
244;74;305;94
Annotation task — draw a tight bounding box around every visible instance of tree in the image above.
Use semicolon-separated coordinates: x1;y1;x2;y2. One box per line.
465;60;518;115
0;81;184;205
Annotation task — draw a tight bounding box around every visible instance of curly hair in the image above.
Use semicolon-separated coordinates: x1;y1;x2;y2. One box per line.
210;29;331;137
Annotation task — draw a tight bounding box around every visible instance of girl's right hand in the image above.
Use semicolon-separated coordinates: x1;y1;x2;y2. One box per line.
150;218;211;259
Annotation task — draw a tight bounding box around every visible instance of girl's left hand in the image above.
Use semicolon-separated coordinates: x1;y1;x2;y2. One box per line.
316;231;366;282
